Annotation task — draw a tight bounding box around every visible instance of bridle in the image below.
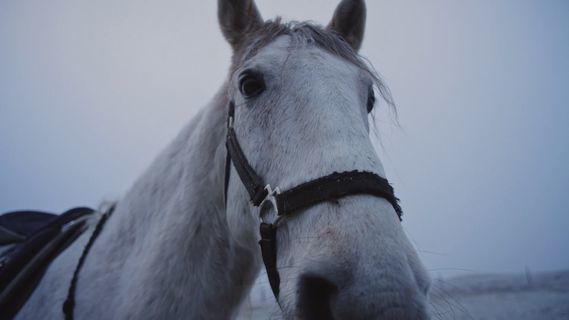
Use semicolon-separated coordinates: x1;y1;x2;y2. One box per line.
60;101;402;319
223;101;402;298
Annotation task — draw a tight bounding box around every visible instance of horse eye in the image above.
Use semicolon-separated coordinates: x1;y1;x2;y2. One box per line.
239;71;265;98
367;88;376;113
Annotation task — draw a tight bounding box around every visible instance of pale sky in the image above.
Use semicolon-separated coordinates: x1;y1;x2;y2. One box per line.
1;0;568;278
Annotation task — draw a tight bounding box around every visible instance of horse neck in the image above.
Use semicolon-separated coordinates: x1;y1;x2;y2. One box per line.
81;87;260;319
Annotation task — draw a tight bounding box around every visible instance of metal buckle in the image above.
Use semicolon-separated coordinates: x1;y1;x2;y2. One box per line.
259;184;282;225
227;115;234;128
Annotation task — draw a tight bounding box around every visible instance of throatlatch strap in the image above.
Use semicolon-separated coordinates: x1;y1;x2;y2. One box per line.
276;171;402;220
226;128;268;205
259;223;280;297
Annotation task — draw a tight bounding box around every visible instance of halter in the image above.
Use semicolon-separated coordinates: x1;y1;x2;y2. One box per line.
224;101;402;298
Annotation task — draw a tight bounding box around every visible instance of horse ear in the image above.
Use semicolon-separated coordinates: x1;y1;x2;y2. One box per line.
218;0;263;51
327;0;367;52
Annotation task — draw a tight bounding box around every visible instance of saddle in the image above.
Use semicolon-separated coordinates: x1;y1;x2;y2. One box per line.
0;207;95;319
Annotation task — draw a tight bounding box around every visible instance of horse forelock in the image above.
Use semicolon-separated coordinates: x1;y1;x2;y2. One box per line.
230;19;394;109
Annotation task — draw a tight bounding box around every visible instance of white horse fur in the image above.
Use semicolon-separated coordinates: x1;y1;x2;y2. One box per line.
15;0;430;319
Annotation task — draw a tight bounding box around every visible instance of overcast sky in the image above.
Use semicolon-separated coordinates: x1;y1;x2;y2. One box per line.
1;0;568;278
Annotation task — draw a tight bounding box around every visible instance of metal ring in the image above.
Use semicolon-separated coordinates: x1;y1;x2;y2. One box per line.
259;184;281;224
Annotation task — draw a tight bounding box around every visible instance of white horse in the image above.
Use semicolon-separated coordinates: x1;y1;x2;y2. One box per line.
14;0;430;319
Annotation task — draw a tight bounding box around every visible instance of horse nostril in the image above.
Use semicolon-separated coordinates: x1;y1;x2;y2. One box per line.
298;274;339;320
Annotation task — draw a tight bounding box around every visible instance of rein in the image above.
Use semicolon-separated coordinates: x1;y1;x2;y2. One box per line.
224;101;402;298
62;206;114;320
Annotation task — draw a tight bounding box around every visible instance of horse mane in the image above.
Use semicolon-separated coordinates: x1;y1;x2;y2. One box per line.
232;19;395;110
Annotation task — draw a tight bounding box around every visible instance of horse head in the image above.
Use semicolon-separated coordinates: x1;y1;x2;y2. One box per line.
219;1;431;319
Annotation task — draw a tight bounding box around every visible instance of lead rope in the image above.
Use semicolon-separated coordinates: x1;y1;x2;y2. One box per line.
62;206;114;320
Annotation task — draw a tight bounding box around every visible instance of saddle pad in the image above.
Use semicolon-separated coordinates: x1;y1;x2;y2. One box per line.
0;207;95;319
0;212;58;246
